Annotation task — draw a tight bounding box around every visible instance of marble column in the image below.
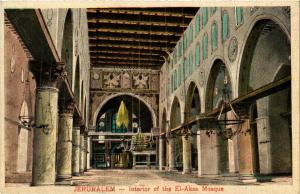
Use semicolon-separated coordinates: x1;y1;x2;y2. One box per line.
56;108;73;183
182;134;192;174
168;137;175;171
197;130;202;177
72;127;80;176
87;137;91;170
159;136;165;171
79;134;85;175
84;136;87;172
32;87;59;186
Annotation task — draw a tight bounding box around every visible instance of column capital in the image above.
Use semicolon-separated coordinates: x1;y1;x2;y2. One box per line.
181;126;191;140
59;100;75;115
30;60;66;87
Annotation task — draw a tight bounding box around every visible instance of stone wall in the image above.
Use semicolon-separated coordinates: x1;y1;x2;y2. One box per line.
4;20;36;177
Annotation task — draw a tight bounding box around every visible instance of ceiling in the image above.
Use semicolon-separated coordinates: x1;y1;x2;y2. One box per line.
87;8;199;70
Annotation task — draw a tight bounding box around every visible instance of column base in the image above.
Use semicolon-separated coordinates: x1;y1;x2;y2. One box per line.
72;172;80;176
56;179;73;186
239;174;257;183
182;169;192;174
80;169;84;175
31;182;55;186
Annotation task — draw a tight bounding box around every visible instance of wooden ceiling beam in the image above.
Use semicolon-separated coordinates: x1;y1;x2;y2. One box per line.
88;28;181;36
88;23;182;34
91;60;161;67
87;12;193;24
88;31;179;42
90;54;163;61
90;50;162;57
89;47;165;55
88;18;188;28
91;56;163;62
87;8;197;18
89;44;171;51
89;36;177;44
92;64;161;70
89;40;174;49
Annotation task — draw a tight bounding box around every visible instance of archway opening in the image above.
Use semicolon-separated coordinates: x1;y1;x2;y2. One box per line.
170;97;182;170
239;19;291;175
61;10;73;86
161;109;167;168
204;60;232;175
93;95;154;169
185;82;201;170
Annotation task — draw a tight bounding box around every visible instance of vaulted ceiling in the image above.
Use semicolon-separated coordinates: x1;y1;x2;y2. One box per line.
87;8;199;70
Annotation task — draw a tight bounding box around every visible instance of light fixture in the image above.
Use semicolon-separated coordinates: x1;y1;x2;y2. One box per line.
208;64;244;139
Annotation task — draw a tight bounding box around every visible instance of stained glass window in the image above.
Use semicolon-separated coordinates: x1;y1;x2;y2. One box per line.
184;58;188;80
183;32;188;53
178;40;182;59
211;22;218;50
202;8;208;27
195;15;200;34
195;43;200;66
174;70;177;89
178;64;182;86
211;7;217;15
222;11;229;41
112;113;126;133
235;7;243;26
189;52;193;75
202;33;208;60
189;25;194;44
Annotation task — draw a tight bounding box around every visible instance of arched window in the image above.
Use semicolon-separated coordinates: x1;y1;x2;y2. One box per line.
178;64;182;86
235;7;243;26
178;40;183;59
195;43;200;66
184;58;188;80
195;15;200;34
211;7;217;15
183;32;188;53
189;25;194;44
211;22;218;50
171;74;174;92
202;8;208;27
173;47;177;64
189;52;193;75
174;70;177;89
222;11;229;41
202;33;208;60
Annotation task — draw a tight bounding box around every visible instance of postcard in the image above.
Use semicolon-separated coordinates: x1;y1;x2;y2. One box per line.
0;1;299;194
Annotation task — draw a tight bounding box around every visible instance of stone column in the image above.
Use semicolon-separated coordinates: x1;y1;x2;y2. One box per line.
79;134;85;175
72;127;80;176
56;105;74;184
167;136;175;171
32;87;59;186
132;154;136;169
182;134;192;174
159;136;165;171
87;136;91;170
84;136;87;172
197;130;202;177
